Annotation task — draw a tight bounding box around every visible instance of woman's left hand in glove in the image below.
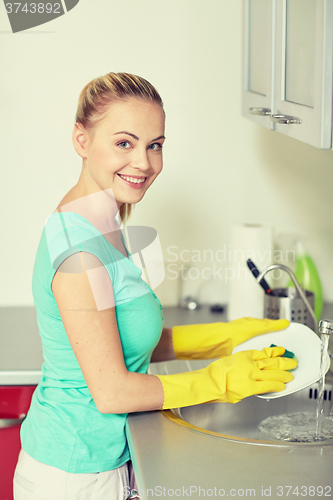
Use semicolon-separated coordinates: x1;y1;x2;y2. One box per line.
172;317;290;360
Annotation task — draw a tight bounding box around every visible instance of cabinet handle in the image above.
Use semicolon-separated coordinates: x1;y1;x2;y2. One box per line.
271;114;302;125
249;107;271;116
0;416;26;429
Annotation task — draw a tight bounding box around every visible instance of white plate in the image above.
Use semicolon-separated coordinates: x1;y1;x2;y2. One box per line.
232;322;331;399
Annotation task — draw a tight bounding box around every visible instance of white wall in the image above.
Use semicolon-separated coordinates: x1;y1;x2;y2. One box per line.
1;0;332;308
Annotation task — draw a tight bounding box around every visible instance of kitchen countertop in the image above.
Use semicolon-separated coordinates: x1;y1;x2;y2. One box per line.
126;407;333;499
1;305;333;498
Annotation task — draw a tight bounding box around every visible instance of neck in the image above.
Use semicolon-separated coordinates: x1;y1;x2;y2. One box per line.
57;186;121;235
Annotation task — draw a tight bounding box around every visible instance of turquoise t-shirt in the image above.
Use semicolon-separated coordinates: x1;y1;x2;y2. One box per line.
20;212;164;473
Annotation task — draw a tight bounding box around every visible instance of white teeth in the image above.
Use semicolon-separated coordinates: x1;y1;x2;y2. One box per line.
119;175;146;184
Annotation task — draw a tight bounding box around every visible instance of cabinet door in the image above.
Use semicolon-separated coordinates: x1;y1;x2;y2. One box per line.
242;0;275;129
0;386;36;500
273;0;333;148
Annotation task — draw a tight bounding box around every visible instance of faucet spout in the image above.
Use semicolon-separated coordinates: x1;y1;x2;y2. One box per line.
256;264;317;334
318;320;333;336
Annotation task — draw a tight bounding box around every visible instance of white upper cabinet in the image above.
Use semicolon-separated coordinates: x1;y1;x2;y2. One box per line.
242;0;333;149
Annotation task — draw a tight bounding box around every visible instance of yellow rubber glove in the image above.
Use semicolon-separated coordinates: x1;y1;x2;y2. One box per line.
172;317;290;360
156;346;297;408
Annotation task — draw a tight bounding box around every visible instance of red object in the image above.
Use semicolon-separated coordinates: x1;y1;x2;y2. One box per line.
0;386;36;500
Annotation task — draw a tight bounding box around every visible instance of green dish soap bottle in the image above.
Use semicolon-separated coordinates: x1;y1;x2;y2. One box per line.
288;240;323;321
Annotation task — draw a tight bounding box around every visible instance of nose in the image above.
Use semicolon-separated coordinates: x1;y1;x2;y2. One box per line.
131;147;152;173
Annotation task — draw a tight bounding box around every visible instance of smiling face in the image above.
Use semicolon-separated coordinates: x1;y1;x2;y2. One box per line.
73;97;165;208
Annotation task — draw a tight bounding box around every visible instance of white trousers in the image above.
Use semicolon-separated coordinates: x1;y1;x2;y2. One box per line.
13;449;133;500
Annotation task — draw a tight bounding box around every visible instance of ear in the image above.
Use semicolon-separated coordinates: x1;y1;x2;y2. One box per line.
72;122;90;159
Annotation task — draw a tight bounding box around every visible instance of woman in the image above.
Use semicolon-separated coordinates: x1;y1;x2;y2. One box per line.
13;72;296;500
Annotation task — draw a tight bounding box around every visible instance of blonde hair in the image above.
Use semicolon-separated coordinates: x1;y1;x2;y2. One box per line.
75;72;164;224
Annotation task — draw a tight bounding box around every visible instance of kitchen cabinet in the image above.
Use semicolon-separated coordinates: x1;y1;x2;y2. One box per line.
242;0;333;149
0;306;42;500
0;386;36;500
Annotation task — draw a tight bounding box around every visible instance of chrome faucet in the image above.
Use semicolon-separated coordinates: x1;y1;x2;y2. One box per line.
256;264;317;334
318;319;333;336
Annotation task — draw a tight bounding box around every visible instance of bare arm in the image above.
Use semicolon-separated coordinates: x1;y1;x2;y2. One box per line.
150;327;176;362
51;252;164;414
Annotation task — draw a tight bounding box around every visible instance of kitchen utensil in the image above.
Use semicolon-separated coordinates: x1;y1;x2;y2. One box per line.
246;259;272;294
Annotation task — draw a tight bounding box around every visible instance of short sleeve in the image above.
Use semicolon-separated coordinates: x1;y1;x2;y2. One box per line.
43;212;118;294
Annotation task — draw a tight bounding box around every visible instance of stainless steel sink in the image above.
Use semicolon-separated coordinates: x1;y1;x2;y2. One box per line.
163;381;333;446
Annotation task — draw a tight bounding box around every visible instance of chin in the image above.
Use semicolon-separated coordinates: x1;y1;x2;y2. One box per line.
118;192;146;205
129;193;146;204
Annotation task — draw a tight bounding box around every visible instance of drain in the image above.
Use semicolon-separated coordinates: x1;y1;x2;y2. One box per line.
258;412;333;442
308;383;332;401
309;388;332;401
258;383;333;443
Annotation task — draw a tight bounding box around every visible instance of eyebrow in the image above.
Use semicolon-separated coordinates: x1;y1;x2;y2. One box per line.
113;131;166;142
